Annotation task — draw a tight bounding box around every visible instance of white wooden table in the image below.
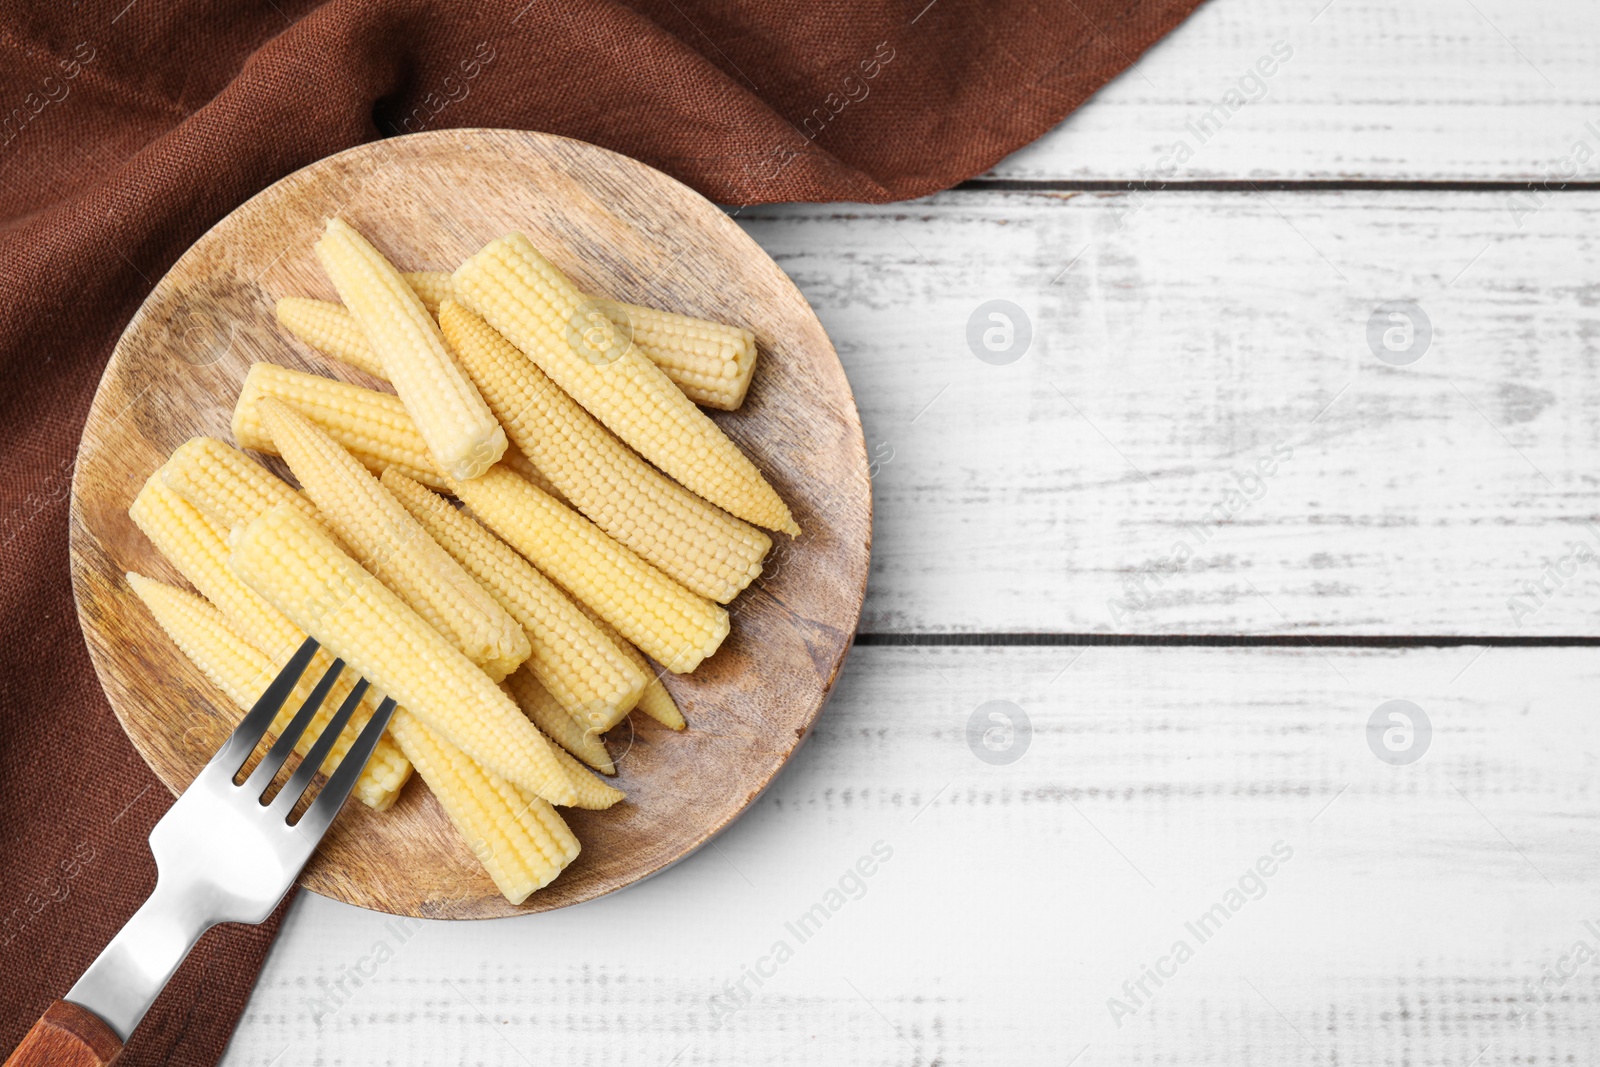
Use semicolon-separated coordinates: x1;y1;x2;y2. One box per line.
222;2;1600;1062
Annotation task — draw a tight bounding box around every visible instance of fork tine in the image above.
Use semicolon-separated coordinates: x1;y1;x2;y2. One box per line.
294;697;397;837
269;677;369;818
209;637;319;777
242;658;345;799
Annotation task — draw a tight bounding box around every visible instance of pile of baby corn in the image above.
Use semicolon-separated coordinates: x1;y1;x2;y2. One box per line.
127;218;796;904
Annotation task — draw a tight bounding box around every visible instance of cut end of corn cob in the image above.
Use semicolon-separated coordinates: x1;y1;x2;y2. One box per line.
315;217;506;480
451;233;799;534
257;397;530;682
450;465;730;674
229;501;575;805
389;709;578;903
439;300;770;604
594;299;758;411
127;571;411;810
275;297;387;380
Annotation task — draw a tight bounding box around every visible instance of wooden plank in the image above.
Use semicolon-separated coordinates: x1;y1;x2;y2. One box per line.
989;0;1600;182
733;189;1600;635
222;645;1600;1065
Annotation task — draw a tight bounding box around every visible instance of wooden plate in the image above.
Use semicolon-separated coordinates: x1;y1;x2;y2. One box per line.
68;130;871;919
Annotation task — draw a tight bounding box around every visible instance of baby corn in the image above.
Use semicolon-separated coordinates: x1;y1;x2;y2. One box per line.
275;296;387;380
126;480;410;808
314;218;506;479
161;436;322;535
234;363;444;489
257;398;530;682
593;299;757;411
127;572;411;810
387;709;579;904
451;233;799;534
129;476;410;785
540;730;624;810
439;301;769;604
503;668;614;774
132;472;303;661
229;503;576;805
382;468;643;730
450;465;729;674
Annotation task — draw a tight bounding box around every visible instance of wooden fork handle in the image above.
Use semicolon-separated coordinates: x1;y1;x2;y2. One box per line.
4;1001;123;1067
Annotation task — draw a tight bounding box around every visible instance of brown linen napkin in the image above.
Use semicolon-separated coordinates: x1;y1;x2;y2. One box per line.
0;0;1204;1061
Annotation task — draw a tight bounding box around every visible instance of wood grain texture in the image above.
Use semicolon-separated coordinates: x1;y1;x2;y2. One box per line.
2;1002;121;1067
223;645;1600;1065
738;188;1600;635
66;130;871;919
989;0;1600;182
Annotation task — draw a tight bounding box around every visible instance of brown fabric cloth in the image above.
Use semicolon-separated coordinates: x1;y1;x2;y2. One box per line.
0;0;1203;1061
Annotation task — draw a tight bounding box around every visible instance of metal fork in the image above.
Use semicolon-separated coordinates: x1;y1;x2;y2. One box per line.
4;637;395;1067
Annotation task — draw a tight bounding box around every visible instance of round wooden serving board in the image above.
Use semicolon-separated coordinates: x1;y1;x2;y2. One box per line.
68;130;871;919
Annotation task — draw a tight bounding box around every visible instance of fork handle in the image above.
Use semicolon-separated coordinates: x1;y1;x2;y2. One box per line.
4;1001;122;1067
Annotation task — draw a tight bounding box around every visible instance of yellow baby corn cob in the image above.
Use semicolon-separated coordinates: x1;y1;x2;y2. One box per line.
231;362;561;499
132;473;303;662
275;296;388;380
229;502;576;806
539;729;624;810
127;573;411;810
286;289;754;410
161;436;322;535
314;217;506;479
401;270;457;315
387;709;579;904
449;465;729;674
439;301;770;604
381;468;643;730
451;233;799;535
574;602;686;731
633;675;686;730
234;363;444;489
257;398;530;682
502;668;614;774
129;476;412;804
593;299;757;411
